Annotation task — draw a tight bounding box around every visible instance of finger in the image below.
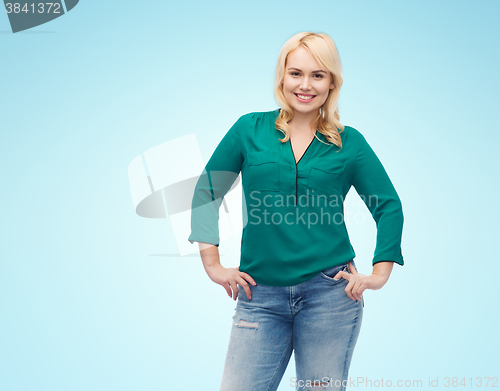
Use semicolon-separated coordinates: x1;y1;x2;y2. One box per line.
344;279;356;301
239;272;257;286
237;278;252;300
334;271;349;280
352;280;363;301
349;261;358;274
223;283;232;298
355;285;366;302
228;281;239;301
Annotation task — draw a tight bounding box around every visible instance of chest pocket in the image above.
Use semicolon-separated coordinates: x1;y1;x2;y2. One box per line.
247;151;280;192
307;159;345;197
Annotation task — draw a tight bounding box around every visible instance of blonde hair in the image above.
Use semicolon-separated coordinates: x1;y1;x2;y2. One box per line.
274;32;344;149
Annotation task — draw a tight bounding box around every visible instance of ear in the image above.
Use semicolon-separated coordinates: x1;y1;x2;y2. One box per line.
330;82;335;90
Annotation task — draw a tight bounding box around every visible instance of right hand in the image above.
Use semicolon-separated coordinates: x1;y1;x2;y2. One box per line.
205;264;257;301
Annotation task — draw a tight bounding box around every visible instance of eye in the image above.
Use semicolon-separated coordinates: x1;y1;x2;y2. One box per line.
314;74;324;79
291;72;300;76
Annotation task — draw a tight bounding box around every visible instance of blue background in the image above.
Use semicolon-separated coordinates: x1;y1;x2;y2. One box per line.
1;0;499;389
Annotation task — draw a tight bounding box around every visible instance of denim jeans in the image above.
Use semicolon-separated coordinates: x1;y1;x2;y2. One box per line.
219;259;364;391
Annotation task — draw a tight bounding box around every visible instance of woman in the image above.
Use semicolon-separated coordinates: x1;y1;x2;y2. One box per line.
188;31;404;391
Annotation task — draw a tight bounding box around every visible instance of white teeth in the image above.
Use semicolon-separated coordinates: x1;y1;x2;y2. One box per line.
296;94;315;100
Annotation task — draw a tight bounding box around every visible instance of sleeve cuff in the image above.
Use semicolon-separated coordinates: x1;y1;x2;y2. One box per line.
188;234;220;247
372;254;404;266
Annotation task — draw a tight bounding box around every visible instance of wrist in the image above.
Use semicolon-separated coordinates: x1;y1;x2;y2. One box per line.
371;261;394;282
370;272;389;287
204;262;223;272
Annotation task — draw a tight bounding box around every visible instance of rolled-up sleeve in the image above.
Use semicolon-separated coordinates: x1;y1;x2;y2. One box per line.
188;115;246;246
351;133;405;266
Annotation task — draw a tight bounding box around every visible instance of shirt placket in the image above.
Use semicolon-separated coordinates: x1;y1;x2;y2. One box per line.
288;133;317;206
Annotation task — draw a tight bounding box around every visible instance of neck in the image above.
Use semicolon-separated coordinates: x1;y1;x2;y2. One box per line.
288;110;319;135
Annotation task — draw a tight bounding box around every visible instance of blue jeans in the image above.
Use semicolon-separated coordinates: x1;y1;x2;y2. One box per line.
220;259;364;391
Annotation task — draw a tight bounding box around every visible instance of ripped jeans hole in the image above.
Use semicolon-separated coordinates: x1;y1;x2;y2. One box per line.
237;319;258;329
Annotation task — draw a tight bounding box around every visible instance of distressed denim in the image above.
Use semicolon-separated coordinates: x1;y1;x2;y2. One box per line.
220;259;364;391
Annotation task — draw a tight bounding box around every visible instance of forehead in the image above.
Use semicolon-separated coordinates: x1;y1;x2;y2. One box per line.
286;46;324;71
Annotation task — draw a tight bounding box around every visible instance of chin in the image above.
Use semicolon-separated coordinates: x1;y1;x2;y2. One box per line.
292;105;320;115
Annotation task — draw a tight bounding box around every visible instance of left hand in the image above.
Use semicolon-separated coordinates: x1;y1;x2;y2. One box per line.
333;261;387;302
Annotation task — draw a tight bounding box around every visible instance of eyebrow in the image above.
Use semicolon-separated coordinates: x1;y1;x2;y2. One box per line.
287;67;327;74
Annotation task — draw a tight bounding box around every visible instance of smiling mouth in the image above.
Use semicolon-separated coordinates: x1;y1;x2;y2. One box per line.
294;93;316;101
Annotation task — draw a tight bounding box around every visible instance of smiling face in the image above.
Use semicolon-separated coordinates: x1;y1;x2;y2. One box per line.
282;46;335;117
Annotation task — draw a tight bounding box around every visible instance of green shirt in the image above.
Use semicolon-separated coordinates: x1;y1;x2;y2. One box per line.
188;108;404;286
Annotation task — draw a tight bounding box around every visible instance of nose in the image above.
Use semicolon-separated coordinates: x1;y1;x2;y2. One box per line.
300;76;311;90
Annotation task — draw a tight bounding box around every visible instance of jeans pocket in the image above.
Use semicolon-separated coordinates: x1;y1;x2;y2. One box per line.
319;262;349;283
345;259;358;274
